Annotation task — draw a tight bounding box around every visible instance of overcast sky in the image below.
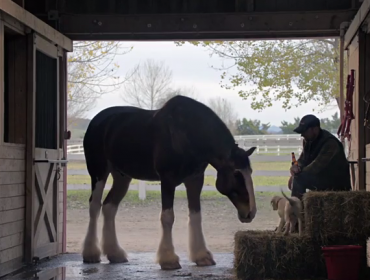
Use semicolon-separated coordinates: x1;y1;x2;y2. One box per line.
85;41;338;127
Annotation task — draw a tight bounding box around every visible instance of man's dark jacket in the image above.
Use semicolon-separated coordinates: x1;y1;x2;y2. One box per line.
296;129;351;190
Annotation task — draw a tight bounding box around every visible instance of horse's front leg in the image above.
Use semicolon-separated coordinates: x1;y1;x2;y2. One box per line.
184;174;216;267
156;180;181;270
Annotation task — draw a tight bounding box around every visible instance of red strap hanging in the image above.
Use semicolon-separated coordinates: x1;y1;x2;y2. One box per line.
337;69;355;142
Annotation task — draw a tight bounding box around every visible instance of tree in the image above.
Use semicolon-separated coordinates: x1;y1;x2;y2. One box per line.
120;59;173;109
235;118;270;135
279;117;301;134
68;41;133;127
176;39;346;112
156;86;199;108
320;112;341;133
279;112;340;134
207;97;238;134
120;59;199;110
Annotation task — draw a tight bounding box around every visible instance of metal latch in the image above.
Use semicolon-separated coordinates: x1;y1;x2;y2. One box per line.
34;159;69;164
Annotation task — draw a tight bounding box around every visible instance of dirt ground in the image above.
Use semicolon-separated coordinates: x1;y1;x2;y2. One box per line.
66;197;278;254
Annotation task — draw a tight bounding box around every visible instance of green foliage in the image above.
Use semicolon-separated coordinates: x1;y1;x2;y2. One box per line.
280;117;301;134
235;118;270;135
320;112;340;133
176;39;346;111
279;112;340;134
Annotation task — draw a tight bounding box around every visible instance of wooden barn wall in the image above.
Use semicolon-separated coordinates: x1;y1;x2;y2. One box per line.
25;0;361;15
0;145;26;276
347;28;370;191
0;26;28;276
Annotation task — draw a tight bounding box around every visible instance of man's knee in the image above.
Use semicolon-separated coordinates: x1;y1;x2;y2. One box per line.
288;176;293;190
291;175;307;200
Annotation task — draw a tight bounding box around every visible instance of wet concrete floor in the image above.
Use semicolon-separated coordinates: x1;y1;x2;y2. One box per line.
3;252;236;280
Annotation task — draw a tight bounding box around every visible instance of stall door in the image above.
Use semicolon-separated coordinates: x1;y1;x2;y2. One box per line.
32;34;61;259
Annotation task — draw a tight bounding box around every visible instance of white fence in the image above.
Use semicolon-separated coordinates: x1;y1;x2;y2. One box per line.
67;144;302;155
67;134;307;155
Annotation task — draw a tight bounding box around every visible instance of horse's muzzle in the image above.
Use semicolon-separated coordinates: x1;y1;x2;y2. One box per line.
238;211;255;223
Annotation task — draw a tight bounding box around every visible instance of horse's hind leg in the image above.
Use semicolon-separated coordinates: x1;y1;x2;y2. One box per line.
82;174;109;263
156;178;181;270
101;170;131;263
184;174;216;267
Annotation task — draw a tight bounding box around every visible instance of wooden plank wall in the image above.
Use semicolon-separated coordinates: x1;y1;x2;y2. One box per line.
0;145;26;277
0;27;28;277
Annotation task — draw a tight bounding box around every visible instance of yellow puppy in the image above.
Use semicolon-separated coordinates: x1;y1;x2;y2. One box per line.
281;190;303;236
270;195;287;233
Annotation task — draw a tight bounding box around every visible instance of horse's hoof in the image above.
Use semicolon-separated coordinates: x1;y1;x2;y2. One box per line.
106;248;128;263
107;255;128;263
196;257;216;266
82;246;101;263
160;262;182;270
83;255;101;263
195;252;216;267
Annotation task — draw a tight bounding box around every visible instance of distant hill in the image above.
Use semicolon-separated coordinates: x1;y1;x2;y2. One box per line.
267;125;283;134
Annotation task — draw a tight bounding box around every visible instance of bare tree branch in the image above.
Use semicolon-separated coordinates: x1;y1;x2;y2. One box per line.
207;97;238;134
120;59;197;110
67;41;133;127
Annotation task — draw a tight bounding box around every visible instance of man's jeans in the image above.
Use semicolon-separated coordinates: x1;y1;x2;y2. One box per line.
290;171;350;200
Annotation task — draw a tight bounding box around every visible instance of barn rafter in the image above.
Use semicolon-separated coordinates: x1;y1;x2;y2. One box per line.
22;0;361;40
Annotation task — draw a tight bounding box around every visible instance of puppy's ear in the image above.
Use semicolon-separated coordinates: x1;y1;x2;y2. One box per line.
270;199;278;211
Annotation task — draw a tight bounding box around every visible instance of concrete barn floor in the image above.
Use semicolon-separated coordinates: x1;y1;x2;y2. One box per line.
3;253;235;280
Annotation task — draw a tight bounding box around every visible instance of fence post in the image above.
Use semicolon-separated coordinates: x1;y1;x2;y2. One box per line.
138;180;146;200
264;145;267;153
277;145;280;156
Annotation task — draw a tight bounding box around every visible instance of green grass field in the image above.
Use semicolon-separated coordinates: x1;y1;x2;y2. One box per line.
67;189;280;209
67;174;217;186
67;174;288;187
67;160;290;187
67;161;291;172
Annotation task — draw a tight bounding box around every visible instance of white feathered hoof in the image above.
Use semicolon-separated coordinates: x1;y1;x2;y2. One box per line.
102;244;128;263
82;242;101;263
193;250;216;267
107;248;128;263
156;251;181;270
160;260;182;270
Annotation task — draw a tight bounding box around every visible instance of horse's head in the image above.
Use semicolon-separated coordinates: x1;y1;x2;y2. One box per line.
213;146;257;223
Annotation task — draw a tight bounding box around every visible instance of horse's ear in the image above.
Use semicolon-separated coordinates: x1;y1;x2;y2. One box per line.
245;147;256;157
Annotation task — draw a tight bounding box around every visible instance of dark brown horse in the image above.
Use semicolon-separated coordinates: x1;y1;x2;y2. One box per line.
81;95;257;270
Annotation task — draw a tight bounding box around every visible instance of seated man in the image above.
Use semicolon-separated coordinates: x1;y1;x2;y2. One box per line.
288;114;352;200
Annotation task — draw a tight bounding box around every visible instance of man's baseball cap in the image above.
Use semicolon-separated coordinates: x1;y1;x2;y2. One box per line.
293;114;321;134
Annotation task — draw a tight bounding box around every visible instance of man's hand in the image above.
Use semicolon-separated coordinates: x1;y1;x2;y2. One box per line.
290;165;301;176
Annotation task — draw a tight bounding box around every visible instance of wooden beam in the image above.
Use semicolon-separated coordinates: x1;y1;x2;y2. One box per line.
345;0;370;49
25;31;35;264
59;51;67;253
0;0;72;51
59;10;358;41
11;0;24;8
358;30;366;190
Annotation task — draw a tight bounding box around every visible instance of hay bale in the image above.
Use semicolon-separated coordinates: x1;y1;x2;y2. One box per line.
303;191;370;242
234;230;326;280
